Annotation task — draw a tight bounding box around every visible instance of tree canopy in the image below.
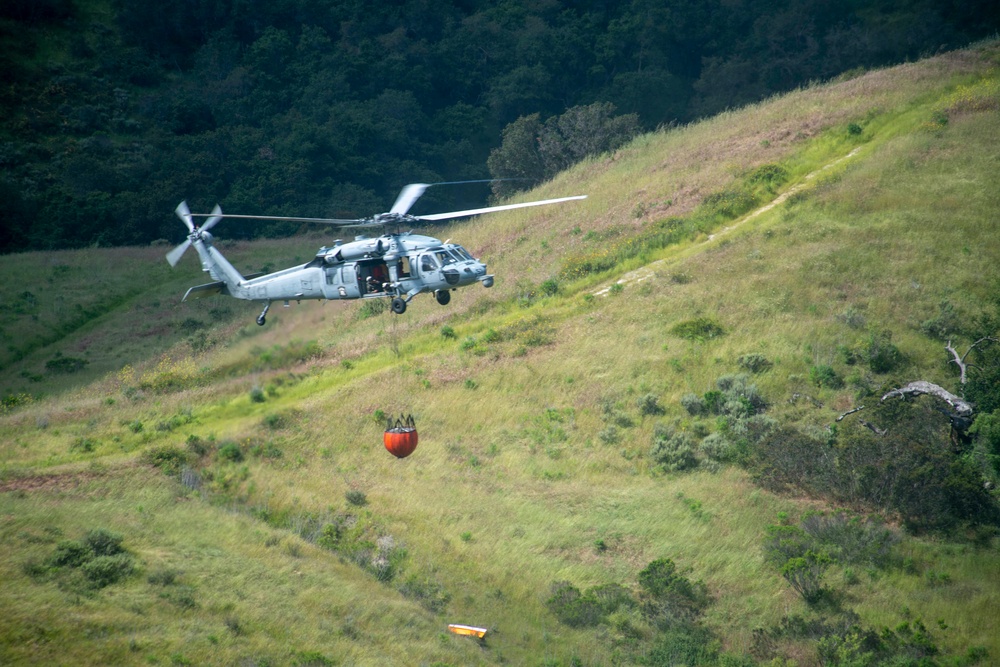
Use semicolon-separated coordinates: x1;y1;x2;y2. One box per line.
1;0;998;251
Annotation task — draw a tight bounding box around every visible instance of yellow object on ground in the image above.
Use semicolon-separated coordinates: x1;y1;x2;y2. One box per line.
447;624;488;639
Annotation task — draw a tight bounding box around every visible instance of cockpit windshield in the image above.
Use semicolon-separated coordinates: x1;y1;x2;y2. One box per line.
435;250;458;266
451;246;474;261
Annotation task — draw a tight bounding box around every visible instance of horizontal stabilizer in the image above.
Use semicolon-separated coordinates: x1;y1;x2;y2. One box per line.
181;272;264;302
183;280;227;301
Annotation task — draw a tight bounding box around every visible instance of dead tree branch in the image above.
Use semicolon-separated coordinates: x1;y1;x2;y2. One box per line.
881;381;974;417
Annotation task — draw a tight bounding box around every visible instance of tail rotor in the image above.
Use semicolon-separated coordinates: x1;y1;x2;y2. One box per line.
166;202;222;267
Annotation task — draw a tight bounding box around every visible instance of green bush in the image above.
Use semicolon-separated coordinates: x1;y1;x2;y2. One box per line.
345;490;367;507
808;364;843;388
780;550;832;604
82;553;135;588
650;430;699;472
638;558;710;626
546;581;614;628
49;540;91;568
670;317;725;341
681;393;705;415
45;355;89;374
799;511;899;568
262;413;287;430
737;353;772;373
217;441;243;462
638;393;665;416
85;529;125;557
397;575;451;613
357;298;388;319
638;558;695;600
699;432;734;462
141;445;189;475
249;385;266;403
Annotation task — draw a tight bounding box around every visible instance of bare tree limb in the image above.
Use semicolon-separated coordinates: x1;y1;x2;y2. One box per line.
836;406;866;422
948;337;999;384
859;420;887;436
946;340;966;384
881;381;974;417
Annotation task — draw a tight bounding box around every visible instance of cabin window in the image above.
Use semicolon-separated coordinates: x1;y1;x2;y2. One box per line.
398;256;411;278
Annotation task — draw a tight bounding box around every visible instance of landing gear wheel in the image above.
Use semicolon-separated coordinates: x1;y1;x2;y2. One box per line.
256;301;271;326
435;289;451;306
391;297;407;314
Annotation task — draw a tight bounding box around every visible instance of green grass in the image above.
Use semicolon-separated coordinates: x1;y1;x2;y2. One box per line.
2;42;1000;665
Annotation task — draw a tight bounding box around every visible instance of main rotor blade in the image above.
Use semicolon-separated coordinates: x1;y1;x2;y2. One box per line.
388;179;506;216
175;201;194;232
188;212;365;225
200;204;223;232
166;239;191;267
389;183;430;215
415;195;587;222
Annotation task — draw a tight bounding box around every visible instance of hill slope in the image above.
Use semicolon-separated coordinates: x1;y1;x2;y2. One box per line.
2;42;1000;666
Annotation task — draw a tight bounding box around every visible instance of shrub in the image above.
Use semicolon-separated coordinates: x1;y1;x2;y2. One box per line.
546;581;607;628
345;490;367;507
440;325;456;339
837;305;867;329
809;364;843;388
45;355;89;374
82;553;135;588
862;330;903;374
799;511;899;567
262;413;287;430
249;385;266;403
646;626;720;667
357;298;387;319
650;430;698;472
920;300;962;340
670;317;725;341
148;568;178;586
699;432;734;462
638;558;695;600
217;441;243;462
142;445;189;475
598;425;621;445
638;393;666;416
85;529;125;557
184;434;207;456
49;540;91;568
737;353;772;373
681;393;705;415
539;278;559;296
397;575;451;613
780;551;832;604
638;558;709;625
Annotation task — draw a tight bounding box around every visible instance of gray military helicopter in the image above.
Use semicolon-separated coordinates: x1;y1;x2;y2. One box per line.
166;182;585;325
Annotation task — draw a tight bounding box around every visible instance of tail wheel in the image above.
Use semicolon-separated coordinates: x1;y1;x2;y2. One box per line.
435;289;451;306
391;297;407;314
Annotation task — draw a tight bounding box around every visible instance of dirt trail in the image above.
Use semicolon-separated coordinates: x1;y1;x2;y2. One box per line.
593;147;863;296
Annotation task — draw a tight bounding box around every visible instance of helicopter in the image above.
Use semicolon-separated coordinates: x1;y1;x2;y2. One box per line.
166;182;586;325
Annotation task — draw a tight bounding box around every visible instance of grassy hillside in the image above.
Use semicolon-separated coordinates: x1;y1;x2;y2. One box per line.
2;42;1000;666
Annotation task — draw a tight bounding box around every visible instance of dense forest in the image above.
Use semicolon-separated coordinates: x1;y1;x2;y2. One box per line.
1;0;998;251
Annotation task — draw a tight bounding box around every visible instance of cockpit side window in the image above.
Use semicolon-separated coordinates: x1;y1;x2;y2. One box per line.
435;251;455;266
420;254;438;272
